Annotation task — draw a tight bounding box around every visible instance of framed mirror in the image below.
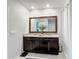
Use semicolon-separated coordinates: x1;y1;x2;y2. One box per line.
29;16;57;33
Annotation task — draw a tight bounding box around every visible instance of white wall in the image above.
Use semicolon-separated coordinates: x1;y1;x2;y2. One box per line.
60;0;72;59
7;0;29;59
30;9;58;17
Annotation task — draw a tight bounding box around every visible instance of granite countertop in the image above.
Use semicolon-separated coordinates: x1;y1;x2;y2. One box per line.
23;34;59;37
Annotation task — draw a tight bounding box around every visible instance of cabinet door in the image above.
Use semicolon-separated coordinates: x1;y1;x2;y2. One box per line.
32;40;39;52
48;39;59;52
39;39;48;51
24;39;32;51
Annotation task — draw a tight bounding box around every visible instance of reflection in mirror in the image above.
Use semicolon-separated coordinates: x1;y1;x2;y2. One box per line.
29;16;57;33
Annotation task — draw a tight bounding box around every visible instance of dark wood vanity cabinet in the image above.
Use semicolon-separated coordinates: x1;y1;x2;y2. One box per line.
23;36;59;55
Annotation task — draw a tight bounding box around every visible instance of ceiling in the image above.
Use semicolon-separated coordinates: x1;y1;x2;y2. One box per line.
18;0;67;10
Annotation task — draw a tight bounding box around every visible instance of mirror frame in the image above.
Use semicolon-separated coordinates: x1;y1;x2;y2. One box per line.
29;16;57;33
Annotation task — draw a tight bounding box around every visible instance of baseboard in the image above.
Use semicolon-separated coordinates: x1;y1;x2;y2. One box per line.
63;52;69;59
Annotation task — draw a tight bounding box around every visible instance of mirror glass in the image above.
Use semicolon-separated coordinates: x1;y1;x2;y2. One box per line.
29;16;57;33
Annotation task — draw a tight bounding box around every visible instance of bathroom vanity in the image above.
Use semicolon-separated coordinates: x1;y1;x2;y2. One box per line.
23;34;59;56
